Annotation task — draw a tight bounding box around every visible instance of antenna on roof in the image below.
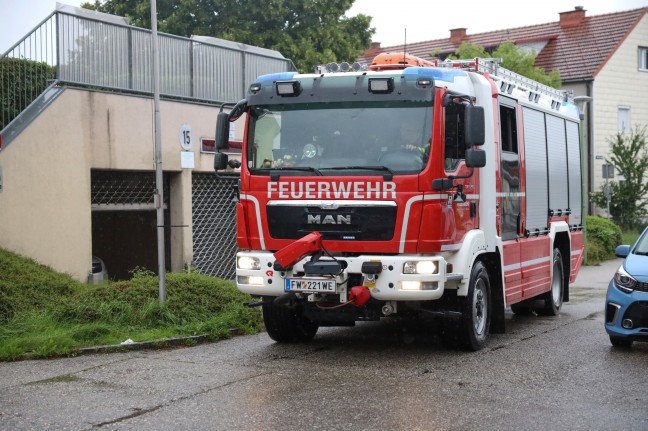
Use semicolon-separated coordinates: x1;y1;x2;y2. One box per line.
403;28;407;63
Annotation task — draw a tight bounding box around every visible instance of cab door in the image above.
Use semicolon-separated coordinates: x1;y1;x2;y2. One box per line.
499;97;523;303
498;97;521;241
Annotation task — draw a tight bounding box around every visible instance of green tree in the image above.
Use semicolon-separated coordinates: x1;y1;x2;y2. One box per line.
81;0;374;73
447;41;489;59
443;41;561;88
590;127;648;230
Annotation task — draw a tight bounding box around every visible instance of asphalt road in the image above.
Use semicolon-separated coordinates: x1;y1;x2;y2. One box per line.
1;258;647;431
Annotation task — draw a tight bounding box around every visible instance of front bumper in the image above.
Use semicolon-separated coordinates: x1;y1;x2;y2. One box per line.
235;251;462;302
605;280;648;342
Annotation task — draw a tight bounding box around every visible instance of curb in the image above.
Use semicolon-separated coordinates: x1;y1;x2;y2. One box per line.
75;334;209;355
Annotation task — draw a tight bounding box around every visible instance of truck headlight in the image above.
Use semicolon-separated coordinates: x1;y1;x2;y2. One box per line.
237;256;260;270
403;260;438;274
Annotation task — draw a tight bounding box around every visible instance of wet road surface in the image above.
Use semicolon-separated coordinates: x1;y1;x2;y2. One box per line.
1;258;646;431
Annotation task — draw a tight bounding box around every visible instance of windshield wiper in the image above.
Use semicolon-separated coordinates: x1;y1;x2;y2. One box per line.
321;165;395;180
269;166;322;181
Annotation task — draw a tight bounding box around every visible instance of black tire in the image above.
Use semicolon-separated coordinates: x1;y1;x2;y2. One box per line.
539;248;564;316
454;261;491;351
262;302;319;343
610;336;633;348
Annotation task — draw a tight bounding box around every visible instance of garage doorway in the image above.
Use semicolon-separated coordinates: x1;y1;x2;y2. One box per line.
91;170;171;281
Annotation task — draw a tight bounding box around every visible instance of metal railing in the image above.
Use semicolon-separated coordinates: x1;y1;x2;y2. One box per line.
1;4;294;141
1;13;58;132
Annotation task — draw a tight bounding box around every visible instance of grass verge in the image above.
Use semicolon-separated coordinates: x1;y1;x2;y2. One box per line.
0;249;262;361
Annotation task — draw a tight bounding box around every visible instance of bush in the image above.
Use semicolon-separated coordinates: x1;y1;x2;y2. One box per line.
586;216;622;263
0;248;263;361
1;57;56;130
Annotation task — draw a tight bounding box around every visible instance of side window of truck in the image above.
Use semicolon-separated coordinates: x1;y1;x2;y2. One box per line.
444;100;466;170
500;105;518;153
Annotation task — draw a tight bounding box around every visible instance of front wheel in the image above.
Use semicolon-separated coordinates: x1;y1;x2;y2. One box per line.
540;248;564;316
610;336;633;348
452;261;491;351
262;302;319;343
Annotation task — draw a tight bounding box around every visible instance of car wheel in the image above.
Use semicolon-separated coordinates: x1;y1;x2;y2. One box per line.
609;336;633;348
262;302;319;343
539;248;564;316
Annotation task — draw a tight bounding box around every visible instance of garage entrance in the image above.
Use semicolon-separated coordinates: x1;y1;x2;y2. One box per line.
91;170;171;281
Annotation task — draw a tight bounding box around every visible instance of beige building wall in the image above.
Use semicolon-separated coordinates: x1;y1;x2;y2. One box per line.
591;14;648;214
0;89;93;280
0;88;235;281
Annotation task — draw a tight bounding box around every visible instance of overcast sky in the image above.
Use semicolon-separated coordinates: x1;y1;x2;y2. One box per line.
348;0;648;47
1;0;647;54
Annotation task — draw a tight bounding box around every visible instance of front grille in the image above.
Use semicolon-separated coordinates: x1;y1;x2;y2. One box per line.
267;204;397;241
623;301;648;328
635;281;648;293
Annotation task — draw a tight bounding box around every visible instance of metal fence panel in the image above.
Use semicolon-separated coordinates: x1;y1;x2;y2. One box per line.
160;35;192;97
1;14;57;131
192;174;238;280
131;28;152;93
193;43;243;102
245;53;291;85
57;13;130;88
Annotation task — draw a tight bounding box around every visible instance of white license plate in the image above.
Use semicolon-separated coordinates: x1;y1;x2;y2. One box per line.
285;278;337;293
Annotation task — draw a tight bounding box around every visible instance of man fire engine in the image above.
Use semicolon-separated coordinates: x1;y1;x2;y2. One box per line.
213;52;585;351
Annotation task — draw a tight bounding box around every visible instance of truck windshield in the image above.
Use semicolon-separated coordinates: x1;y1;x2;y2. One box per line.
248;102;432;175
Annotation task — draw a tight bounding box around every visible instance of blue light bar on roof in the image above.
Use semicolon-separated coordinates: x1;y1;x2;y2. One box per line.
402;66;467;84
255;72;298;83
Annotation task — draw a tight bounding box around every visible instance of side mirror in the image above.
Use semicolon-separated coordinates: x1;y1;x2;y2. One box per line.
615;244;631;258
214;152;229;171
465;148;486;168
215;112;230;151
465;105;485;146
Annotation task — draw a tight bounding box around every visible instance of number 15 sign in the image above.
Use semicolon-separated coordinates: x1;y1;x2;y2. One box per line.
179;124;193;151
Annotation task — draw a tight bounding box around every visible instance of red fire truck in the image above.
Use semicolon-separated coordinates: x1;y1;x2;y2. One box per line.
214;53;585;351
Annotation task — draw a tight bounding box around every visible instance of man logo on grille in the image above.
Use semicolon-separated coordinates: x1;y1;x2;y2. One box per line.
307;214;351;225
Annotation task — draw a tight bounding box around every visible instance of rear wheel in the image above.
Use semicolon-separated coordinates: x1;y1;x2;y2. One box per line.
609;336;633;348
540;248;564;316
262;302;319;343
444;261;491;351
